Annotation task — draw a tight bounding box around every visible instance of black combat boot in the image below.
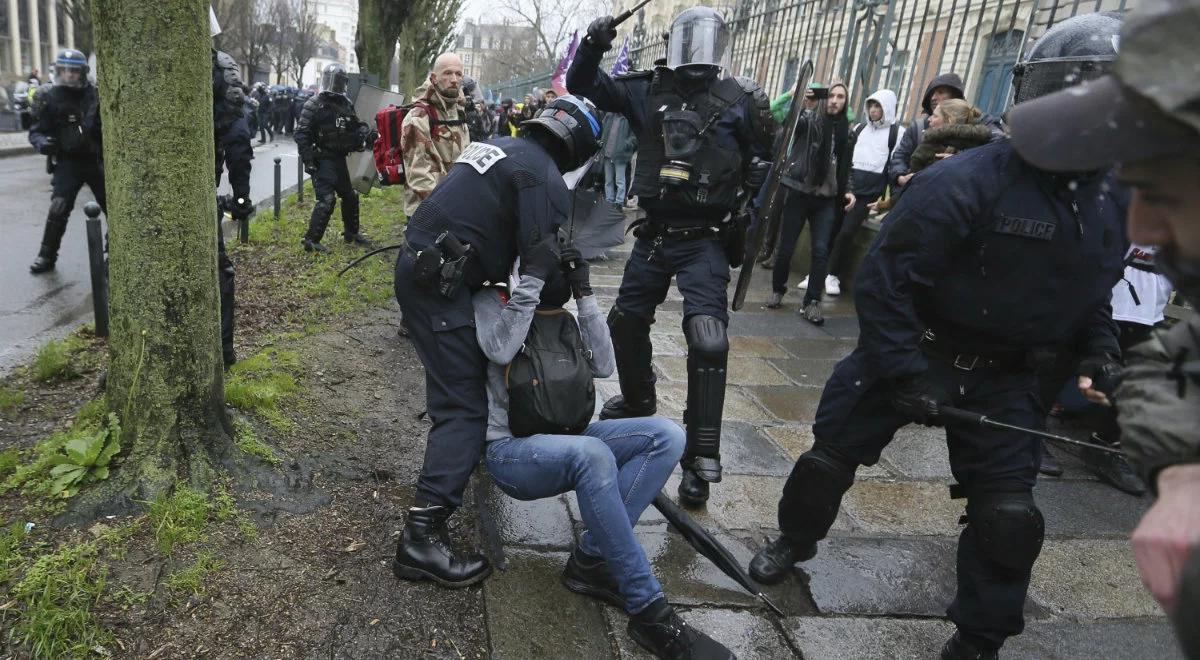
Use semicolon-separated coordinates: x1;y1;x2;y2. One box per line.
392;505;492;588
561;545;623;608
749;535;817;584
29;247;57;274
602;308;657;420
344;232;375;248
627;598;734;660
31;215;68;274
940;631;999;660
1083;433;1146;495
302;238;331;254
677;468;712;507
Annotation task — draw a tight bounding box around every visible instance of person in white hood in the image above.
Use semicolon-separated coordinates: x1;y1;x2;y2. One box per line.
823;89;903;296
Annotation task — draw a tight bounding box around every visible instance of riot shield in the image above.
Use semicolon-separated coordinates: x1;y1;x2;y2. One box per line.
731;60;814;311
348;84;405;195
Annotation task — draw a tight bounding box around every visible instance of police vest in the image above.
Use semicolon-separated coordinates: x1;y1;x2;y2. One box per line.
212;50;245;134
317;96;364;154
630;70;748;214
48;85;99;156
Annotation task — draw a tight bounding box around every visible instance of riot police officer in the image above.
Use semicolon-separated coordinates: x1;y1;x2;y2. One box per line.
567;8;774;507
212;15;253;367
392;95;600;589
748;14;1128;659
28;49;105;274
294;64;374;253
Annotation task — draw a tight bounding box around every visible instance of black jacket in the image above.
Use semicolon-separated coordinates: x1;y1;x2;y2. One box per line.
28;84;102;160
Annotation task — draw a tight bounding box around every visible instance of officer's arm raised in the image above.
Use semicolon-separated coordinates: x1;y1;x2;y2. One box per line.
566;33;639;122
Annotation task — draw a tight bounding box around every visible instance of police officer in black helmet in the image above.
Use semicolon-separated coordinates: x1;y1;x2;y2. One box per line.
391;95;601;589
567;8;774;508
749;13;1128;659
294;63;375;253
28;48;105;274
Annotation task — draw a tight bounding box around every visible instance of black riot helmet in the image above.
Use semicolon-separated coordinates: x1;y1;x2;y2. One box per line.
53;49;89;89
520;94;602;173
1011;12;1123;104
320;63;350;96
666;7;729;81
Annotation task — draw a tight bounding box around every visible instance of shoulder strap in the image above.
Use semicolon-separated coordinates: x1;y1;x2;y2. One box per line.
888;123;899;153
853;123;866;139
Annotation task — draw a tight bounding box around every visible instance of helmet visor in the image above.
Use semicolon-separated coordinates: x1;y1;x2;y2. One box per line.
54;64;85;88
667;17;729;69
1013;56;1113;104
321;68;349;94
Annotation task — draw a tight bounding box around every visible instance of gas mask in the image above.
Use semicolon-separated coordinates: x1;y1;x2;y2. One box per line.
659;108;705;189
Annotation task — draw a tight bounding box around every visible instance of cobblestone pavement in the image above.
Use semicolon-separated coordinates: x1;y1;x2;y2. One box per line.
478;214;1181;659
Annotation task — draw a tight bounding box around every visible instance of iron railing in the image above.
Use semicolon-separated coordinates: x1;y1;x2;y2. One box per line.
484;0;1133;124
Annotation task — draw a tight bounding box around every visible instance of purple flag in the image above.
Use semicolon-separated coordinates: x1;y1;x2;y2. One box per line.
551;31;580;96
611;38;631;76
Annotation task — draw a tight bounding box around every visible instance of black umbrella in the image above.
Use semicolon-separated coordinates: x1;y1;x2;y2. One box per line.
939;405;1123;455
652;492;785;616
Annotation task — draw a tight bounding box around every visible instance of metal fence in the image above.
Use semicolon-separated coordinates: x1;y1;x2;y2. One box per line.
485;0;1132;124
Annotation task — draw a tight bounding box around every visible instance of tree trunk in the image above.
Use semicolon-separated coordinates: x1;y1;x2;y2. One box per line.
356;0;390;80
86;0;232;513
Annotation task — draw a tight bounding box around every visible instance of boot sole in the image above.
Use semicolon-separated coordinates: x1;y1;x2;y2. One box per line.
628;625;736;660
599;408;656;421
392;560;492;588
560;573;625;609
749;544;818;585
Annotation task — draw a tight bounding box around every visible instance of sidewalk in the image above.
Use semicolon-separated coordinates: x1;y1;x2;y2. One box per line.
0;130;34;158
476;209;1181;659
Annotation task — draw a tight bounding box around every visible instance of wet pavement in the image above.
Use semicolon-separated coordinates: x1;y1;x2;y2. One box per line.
477;213;1183;659
0;138;305;374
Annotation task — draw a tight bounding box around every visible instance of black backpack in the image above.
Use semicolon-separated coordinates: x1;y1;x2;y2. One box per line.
506;308;596;438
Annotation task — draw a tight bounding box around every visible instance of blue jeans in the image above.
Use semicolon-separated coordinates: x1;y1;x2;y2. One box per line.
485;416;685;613
604;159;630;203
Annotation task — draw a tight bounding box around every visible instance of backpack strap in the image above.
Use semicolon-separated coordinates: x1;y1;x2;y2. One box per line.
888;123;899;154
853;123;867;139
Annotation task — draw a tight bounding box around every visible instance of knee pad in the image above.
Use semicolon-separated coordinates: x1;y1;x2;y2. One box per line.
969;492;1044;572
608;307;651;345
48;196;71;223
684;315;728;362
313;194;336;219
797;448;856;486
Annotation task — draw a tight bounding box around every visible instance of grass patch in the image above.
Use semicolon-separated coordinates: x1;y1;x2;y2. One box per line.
224;348;303;431
0;384;24;413
0;447;19;480
31;335;84;382
147;486;212;556
3;408;120;498
233;417;281;466
7;538;113;658
164;550;225;599
0;520;27;586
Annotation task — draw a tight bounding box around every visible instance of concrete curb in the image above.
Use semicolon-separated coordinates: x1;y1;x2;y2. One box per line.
0;144;35;158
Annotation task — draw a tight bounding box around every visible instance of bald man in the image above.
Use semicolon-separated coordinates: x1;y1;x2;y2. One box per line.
401;52;471;216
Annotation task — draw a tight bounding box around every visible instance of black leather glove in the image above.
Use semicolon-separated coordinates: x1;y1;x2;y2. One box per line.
231;196;255;220
746;158;771;189
39;137;57;156
584;16;617;51
304;160;317;176
1078;353;1123;397
560;246;592;298
520;234;561;283
892;374;951;427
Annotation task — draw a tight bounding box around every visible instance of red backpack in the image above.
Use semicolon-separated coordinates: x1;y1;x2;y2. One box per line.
373;101;439;186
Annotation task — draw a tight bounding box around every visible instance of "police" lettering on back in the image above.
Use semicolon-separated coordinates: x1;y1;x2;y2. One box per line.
455;142;507;174
993;215;1056;241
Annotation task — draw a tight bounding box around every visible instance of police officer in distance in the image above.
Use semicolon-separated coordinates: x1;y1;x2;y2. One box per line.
749;14;1128;659
391;95;600;589
28;49;105;274
211;9;253;367
567;8;774;507
295;63;375;253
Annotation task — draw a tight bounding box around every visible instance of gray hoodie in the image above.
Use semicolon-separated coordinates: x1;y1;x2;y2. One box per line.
473;275;615;441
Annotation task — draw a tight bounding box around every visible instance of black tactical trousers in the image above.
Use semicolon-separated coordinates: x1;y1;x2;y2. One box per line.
393;250;489;508
305;157;360;243
778;347;1044;647
39;156;107;256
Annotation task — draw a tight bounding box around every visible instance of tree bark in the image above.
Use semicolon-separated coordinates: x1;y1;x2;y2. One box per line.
86;0;232;514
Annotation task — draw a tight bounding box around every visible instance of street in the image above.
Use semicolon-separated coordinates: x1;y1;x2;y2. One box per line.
0;137;306;374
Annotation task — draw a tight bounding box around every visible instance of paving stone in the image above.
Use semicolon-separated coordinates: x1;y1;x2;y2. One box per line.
784;616;955;660
1006;617;1183;660
728;335;792;358
482;483;575;549
653;356;792;386
768;357;839;386
607;607;797;659
762;424;891;479
650;333;687;356
656;382;776;423
819;314;861;340
841;480;964;536
484;549;612;659
775;337;856;360
879;426;953;481
716;421;794;477
1034;479;1151;538
747;385;824;423
660;473;857;535
804;536;959;616
1030;540;1164;618
728;311;832;338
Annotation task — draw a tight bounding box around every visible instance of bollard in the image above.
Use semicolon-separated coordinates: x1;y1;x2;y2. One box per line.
83;202;109;338
296;156;304;202
273;156;282;220
237;197;249;244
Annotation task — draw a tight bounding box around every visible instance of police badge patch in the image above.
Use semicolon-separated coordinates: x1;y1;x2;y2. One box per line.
455;142;507;174
994;214;1056;241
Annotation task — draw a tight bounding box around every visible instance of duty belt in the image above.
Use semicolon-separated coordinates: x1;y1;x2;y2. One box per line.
918;330;1032;373
631;218;725;242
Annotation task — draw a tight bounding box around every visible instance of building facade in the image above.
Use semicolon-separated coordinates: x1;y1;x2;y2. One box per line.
2;0;77;83
457;18;539;86
312;0;357;72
